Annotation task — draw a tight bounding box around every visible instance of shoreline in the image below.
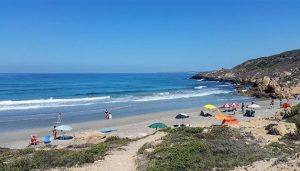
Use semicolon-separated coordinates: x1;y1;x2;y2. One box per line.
0;98;284;149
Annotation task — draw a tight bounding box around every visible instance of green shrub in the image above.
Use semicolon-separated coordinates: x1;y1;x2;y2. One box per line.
86;143;107;156
104;136;128;146
0;136;128;170
291;104;300;116
287;114;300;130
138;127;274;171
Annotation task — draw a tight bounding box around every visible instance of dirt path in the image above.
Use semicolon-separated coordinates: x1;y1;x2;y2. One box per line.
69;132;165;171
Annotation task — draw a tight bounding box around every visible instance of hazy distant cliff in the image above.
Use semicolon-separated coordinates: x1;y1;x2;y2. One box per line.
192;49;300;98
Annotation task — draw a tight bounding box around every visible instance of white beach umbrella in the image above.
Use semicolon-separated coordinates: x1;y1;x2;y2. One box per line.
248;104;260;109
56;125;73;131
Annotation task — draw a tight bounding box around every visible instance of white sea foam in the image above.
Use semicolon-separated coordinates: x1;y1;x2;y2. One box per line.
156;92;170;95
194;86;207;89
0;103;95;111
134;90;230;102
218;85;232;87
0;90;232;111
104;90;231;103
0;96;109;111
0;96;110;106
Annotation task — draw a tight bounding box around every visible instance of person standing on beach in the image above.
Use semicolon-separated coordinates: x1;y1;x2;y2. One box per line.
233;107;237;115
241;103;245;113
270;99;274;109
104;109;109;119
279;98;282;108
57;112;62;124
52;126;57;140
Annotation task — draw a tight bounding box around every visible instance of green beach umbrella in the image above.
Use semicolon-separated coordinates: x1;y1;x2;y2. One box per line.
149;122;167;130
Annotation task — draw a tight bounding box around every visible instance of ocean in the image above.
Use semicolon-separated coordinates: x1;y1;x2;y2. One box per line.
0;73;251;132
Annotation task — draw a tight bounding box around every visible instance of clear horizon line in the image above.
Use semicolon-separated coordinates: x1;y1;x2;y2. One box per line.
0;71;201;74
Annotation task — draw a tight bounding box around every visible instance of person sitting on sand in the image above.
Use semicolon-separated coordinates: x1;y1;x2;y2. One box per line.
52;126;57;140
29;135;38;146
200;110;205;116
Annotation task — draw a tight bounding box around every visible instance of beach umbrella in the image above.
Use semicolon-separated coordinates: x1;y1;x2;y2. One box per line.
222;103;231;108
56;125;73;131
149;122;167;130
230;103;239;107
203;104;216;109
175;113;189;119
248;104;260;109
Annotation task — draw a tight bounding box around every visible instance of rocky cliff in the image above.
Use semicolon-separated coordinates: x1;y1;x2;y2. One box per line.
191;49;300;98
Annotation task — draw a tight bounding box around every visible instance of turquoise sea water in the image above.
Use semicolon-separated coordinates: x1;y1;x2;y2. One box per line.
0;73;251;132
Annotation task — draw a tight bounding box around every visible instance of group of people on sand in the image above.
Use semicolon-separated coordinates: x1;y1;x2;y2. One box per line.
28;113;61;146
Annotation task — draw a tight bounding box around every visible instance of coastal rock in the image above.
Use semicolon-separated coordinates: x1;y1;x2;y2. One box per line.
144;148;154;155
191;49;300;98
266;123;297;136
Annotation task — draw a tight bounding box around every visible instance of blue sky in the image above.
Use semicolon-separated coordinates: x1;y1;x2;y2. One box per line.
0;0;299;73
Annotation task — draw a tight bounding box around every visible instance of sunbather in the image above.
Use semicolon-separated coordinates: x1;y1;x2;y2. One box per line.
29;135;38;146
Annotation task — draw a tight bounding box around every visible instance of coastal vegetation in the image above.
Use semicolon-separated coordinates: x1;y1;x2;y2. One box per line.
0;136;129;171
290;104;300;129
137;126;275;171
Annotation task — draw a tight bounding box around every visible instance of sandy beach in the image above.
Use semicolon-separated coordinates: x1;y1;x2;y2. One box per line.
0;98;286;149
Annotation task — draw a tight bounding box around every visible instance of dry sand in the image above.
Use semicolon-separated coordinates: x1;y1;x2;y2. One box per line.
0;99;287;149
62;131;166;171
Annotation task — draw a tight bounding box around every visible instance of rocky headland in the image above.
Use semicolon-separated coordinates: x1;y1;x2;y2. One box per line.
191;49;300;98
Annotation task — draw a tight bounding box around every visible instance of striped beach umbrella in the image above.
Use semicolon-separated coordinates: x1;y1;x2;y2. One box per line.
222;103;231;108
230;103;239;107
